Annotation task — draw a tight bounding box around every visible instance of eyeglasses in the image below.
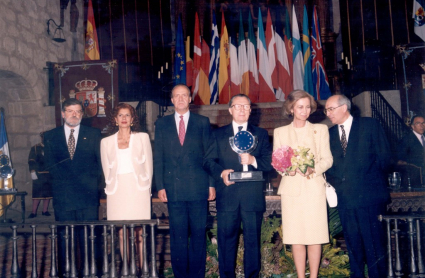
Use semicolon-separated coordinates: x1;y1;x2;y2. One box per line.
65;109;83;115
412;122;425;126
231;104;251;111
323;104;344;115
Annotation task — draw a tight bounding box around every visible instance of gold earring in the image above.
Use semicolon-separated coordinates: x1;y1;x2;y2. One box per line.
116;122;118;126
131;123;133;126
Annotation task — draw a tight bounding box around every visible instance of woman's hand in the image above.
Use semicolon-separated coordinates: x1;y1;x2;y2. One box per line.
298;167;315;177
288;170;296;176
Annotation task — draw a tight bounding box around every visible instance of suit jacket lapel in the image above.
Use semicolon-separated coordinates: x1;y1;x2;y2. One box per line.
166;115;182;150
329;126;343;158
224;124;235;153
345;118;360;158
183;114;197;149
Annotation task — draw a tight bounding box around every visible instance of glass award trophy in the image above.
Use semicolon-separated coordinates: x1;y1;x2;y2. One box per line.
228;130;264;182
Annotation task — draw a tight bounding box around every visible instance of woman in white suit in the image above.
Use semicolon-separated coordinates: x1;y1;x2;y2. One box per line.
273;90;333;278
101;103;153;267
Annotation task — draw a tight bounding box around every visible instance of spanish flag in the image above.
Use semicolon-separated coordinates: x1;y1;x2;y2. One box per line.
218;13;230;104
85;0;100;60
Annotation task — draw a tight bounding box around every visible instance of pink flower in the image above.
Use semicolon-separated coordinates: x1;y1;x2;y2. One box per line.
271;146;294;173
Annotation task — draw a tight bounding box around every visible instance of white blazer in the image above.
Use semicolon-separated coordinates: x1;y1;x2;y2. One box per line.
101;132;153;195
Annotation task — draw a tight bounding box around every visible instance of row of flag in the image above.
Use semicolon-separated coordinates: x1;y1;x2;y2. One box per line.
175;5;332;105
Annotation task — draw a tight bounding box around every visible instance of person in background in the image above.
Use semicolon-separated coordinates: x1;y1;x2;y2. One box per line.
101;103;153;268
273;90;333;278
397;115;425;185
325;95;391;278
28;131;52;218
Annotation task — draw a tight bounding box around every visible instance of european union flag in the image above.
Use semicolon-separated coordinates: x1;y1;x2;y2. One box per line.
174;16;186;85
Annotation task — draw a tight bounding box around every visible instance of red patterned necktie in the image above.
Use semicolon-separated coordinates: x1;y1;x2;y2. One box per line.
68;129;75;159
178;115;185;146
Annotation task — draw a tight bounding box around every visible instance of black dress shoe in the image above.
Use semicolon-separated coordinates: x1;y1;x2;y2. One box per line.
28;213;37;218
42;211;51;216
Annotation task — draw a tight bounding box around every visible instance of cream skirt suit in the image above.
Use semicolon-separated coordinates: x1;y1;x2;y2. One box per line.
273;121;333;244
101;132;153;220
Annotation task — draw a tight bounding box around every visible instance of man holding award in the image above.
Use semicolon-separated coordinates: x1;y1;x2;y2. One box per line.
205;94;272;278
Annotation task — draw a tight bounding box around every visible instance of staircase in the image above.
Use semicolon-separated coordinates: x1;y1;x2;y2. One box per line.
369;90;410;152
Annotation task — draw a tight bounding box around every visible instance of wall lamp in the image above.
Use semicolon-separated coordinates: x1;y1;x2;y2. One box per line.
47;19;66;43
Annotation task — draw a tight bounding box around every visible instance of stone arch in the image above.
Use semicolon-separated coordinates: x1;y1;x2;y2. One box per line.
0;69;55;197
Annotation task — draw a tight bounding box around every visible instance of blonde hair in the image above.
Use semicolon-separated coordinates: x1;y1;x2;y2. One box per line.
283;90;317;117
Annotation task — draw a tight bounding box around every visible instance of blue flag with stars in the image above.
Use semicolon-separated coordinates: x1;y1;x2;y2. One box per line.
174;16;186;85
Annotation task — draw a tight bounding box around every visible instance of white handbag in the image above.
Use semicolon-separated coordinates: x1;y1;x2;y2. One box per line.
324;174;337;207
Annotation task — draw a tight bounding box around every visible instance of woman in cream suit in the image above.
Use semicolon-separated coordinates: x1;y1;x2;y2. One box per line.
273;90;333;278
101;103;153;267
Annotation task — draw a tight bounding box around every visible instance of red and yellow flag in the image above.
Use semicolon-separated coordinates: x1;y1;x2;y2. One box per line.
85;0;100;60
218;13;230;104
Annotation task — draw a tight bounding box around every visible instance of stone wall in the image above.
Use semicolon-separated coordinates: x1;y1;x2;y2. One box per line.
0;0;85;206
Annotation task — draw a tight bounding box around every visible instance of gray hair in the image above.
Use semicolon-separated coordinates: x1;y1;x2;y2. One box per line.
229;94;251;107
336;95;351;111
62;98;83;111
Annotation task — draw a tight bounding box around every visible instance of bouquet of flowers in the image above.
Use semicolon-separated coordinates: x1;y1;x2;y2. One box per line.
272;145;315;176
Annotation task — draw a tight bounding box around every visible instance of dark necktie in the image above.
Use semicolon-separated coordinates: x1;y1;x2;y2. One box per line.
68;129;75;159
421;135;425;148
178;115;185;146
340;125;347;156
238;126;243;132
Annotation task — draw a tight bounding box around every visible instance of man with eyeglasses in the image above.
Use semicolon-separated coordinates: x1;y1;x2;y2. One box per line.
397;115;425;185
44;98;102;275
204;94;272;278
324;95;391;278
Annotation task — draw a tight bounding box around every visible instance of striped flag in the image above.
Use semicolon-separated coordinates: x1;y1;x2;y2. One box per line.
275;27;292;100
257;8;276;103
311;6;331;100
0;111;15;216
85;0;100;60
292;5;304;90
238;12;249;96
302;6;314;98
219;13;231;104
185;36;193;87
284;9;293;87
194;38;211;105
247;13;259;103
229;37;241;96
209;13;219;104
174;17;186;85
266;9;279;91
192;13;202;101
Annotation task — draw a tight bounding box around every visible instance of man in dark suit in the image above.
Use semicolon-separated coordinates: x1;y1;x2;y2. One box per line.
325;95;391;278
397;115;425;185
154;84;215;278
44;98;102;274
204;94;272;278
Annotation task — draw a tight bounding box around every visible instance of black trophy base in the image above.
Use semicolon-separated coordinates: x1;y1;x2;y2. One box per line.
229;171;264;182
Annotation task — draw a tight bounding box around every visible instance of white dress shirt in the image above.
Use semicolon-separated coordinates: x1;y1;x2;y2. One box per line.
338;115;353;142
174;111;190;134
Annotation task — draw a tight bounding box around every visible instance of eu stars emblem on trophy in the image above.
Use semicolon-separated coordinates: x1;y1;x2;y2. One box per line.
228;130;264;182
